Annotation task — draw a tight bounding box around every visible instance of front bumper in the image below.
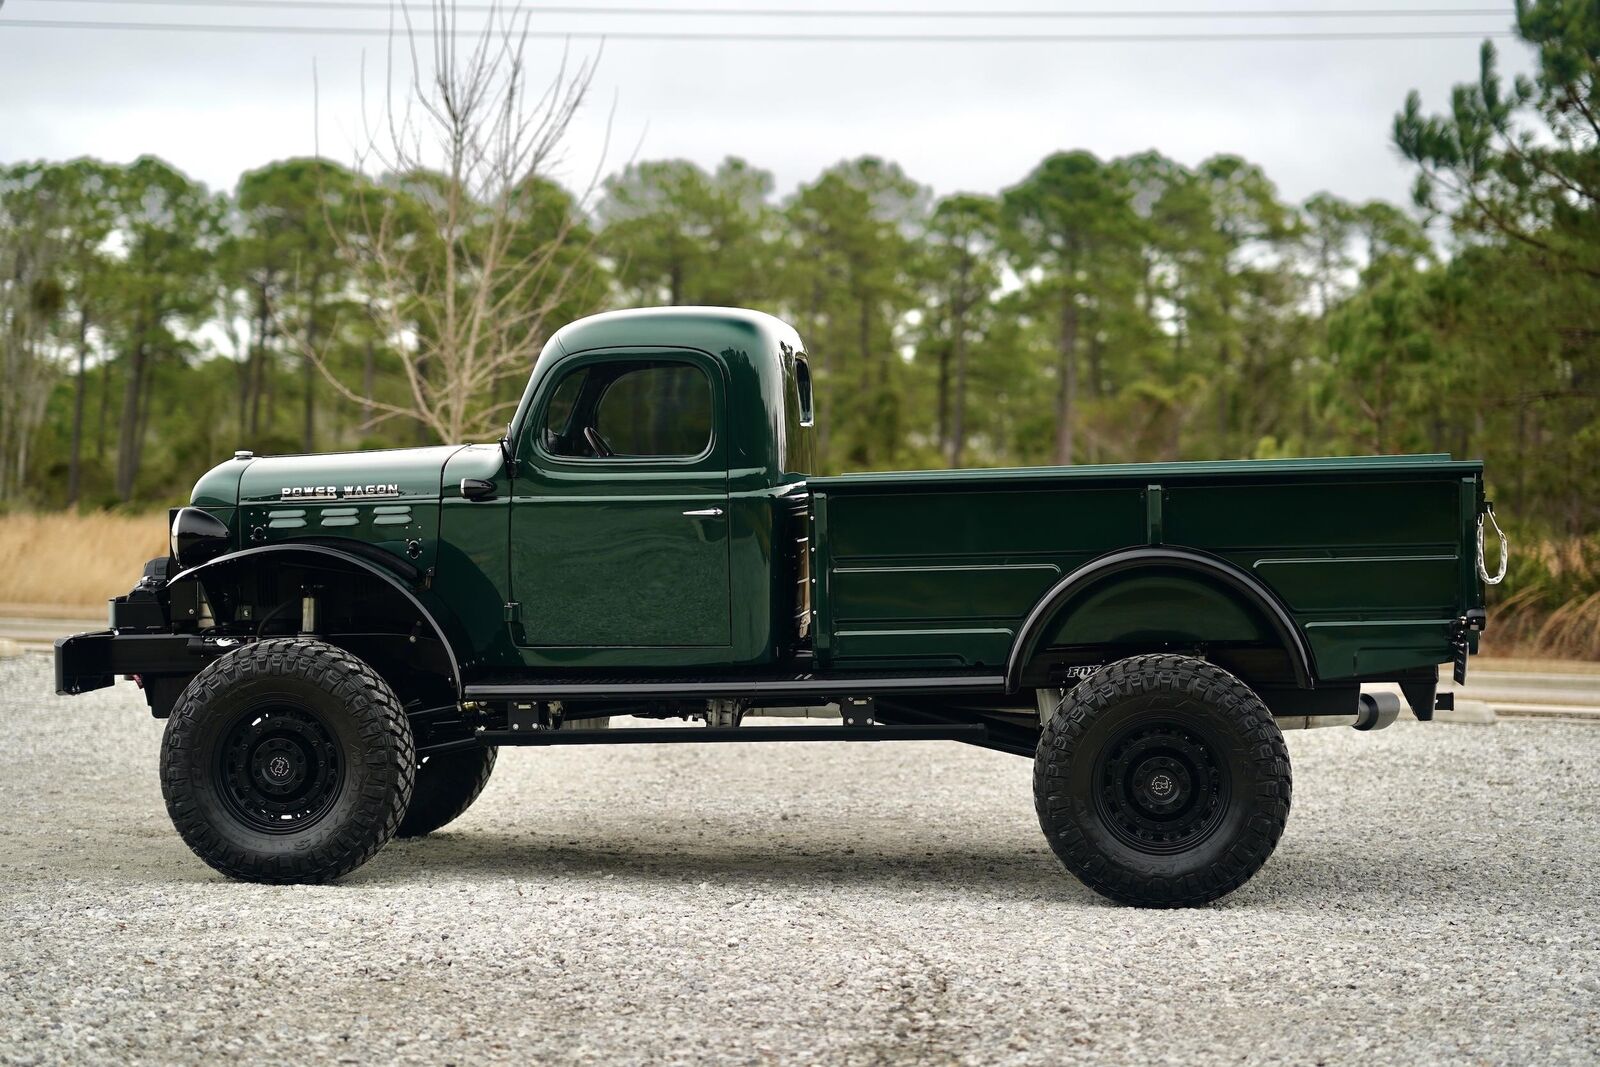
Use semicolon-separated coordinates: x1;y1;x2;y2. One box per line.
54;631;116;696
54;630;236;696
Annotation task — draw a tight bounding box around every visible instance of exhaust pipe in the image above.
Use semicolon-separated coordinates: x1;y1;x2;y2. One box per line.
1278;691;1402;732
1353;691;1401;731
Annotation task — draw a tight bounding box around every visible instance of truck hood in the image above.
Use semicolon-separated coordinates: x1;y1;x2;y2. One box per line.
227;445;468;506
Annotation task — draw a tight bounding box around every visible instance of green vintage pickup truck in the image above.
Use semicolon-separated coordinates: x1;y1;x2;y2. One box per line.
56;307;1502;906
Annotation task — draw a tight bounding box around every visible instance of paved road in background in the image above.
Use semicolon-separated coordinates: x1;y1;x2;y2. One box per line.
6;611;1596;722
2;654;1597;1066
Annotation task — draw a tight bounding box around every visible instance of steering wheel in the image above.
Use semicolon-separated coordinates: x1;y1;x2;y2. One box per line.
583;426;615;458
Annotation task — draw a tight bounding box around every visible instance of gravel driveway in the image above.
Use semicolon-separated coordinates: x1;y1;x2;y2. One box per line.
2;653;1597;1065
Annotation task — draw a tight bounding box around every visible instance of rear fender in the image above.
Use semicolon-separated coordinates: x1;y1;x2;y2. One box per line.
1004;547;1315;693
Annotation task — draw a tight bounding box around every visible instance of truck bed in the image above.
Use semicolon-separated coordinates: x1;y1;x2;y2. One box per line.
808;453;1485;682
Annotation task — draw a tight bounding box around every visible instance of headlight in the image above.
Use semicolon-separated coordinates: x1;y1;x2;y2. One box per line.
170;507;231;568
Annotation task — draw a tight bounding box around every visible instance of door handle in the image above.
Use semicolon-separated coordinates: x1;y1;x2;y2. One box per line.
683;507;724;518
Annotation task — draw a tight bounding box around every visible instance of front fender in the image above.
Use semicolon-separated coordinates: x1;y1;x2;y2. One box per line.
171;543;466;696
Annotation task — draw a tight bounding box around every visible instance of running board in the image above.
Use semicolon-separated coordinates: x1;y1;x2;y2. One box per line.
461;674;1007;703
423;722;990;754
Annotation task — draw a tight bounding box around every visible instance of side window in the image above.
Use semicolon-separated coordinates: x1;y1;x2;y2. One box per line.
541;360;713;459
597;363;712;457
794;356;814;427
540;369;585;452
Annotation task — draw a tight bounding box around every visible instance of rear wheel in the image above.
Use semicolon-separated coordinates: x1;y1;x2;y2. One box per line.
398;746;497;838
160;637;415;883
1034;654;1291;907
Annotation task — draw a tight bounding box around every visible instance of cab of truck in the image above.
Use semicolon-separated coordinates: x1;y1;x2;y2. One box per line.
436;306;819;671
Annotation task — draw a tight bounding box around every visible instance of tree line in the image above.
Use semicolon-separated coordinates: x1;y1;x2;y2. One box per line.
1;5;1594;571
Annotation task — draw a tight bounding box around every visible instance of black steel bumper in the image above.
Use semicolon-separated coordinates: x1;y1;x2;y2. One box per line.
54;630;233;696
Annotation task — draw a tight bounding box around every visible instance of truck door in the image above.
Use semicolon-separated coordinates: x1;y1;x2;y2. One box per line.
510;350;731;648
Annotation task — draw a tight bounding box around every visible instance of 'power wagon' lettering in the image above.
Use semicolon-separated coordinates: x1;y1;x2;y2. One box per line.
279;484;400;501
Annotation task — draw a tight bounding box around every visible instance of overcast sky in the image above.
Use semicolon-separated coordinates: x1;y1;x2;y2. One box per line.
0;1;1536;212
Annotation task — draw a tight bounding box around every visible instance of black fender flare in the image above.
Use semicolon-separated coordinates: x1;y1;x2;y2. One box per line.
170;543;463;696
1003;546;1315;693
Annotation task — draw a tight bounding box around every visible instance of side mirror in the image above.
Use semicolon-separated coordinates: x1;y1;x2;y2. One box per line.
460;478;497;502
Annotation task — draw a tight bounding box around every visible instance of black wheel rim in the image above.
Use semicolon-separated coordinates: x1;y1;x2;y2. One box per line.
1095;718;1230;854
216;704;344;834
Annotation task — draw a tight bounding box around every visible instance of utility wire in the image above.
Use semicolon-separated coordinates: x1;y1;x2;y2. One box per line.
16;0;1518;18
0;17;1518;40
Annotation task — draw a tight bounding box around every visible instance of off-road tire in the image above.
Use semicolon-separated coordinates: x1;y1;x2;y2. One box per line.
397;746;497;838
1034;654;1291;908
160;637;415;883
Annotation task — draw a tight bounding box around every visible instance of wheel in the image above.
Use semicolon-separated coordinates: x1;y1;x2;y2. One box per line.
397;746;497;838
1034;654;1291;908
159;637;415;883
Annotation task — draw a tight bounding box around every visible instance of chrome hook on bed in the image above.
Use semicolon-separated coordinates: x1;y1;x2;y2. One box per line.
1477;504;1508;585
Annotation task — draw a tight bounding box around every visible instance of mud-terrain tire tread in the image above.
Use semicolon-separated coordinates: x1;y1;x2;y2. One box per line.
1034;653;1291;908
397;745;497;838
160;637;415;883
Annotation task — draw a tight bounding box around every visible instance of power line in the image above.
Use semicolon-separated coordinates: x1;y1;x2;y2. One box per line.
18;0;1518;18
0;17;1518;41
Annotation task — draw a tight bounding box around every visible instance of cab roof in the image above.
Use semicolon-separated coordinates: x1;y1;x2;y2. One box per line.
511;306;814;482
548;306;802;367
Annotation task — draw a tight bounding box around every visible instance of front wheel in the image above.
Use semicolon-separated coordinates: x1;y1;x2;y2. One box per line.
160;637;415;883
1034;654;1291;907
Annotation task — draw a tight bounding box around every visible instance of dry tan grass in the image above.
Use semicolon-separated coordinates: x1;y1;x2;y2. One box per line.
0;512;167;610
1485;589;1600;660
1479;536;1600;661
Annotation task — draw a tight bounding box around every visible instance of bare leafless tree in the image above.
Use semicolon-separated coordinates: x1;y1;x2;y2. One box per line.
304;0;608;443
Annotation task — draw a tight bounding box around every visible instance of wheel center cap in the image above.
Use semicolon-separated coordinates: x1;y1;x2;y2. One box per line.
1131;755;1191;813
266;754;292;780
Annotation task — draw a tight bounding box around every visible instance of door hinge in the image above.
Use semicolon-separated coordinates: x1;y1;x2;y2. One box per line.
504;601;521;623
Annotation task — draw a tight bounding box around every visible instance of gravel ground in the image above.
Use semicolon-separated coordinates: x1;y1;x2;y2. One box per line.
2;654;1597;1066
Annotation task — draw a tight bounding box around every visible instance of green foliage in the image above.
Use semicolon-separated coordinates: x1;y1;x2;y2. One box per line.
1389;0;1600;541
598;157;775;306
230;157;359;451
1001;150;1143;465
1;4;1595;628
779;156;929;470
915;193;1001;466
1395;1;1600;279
